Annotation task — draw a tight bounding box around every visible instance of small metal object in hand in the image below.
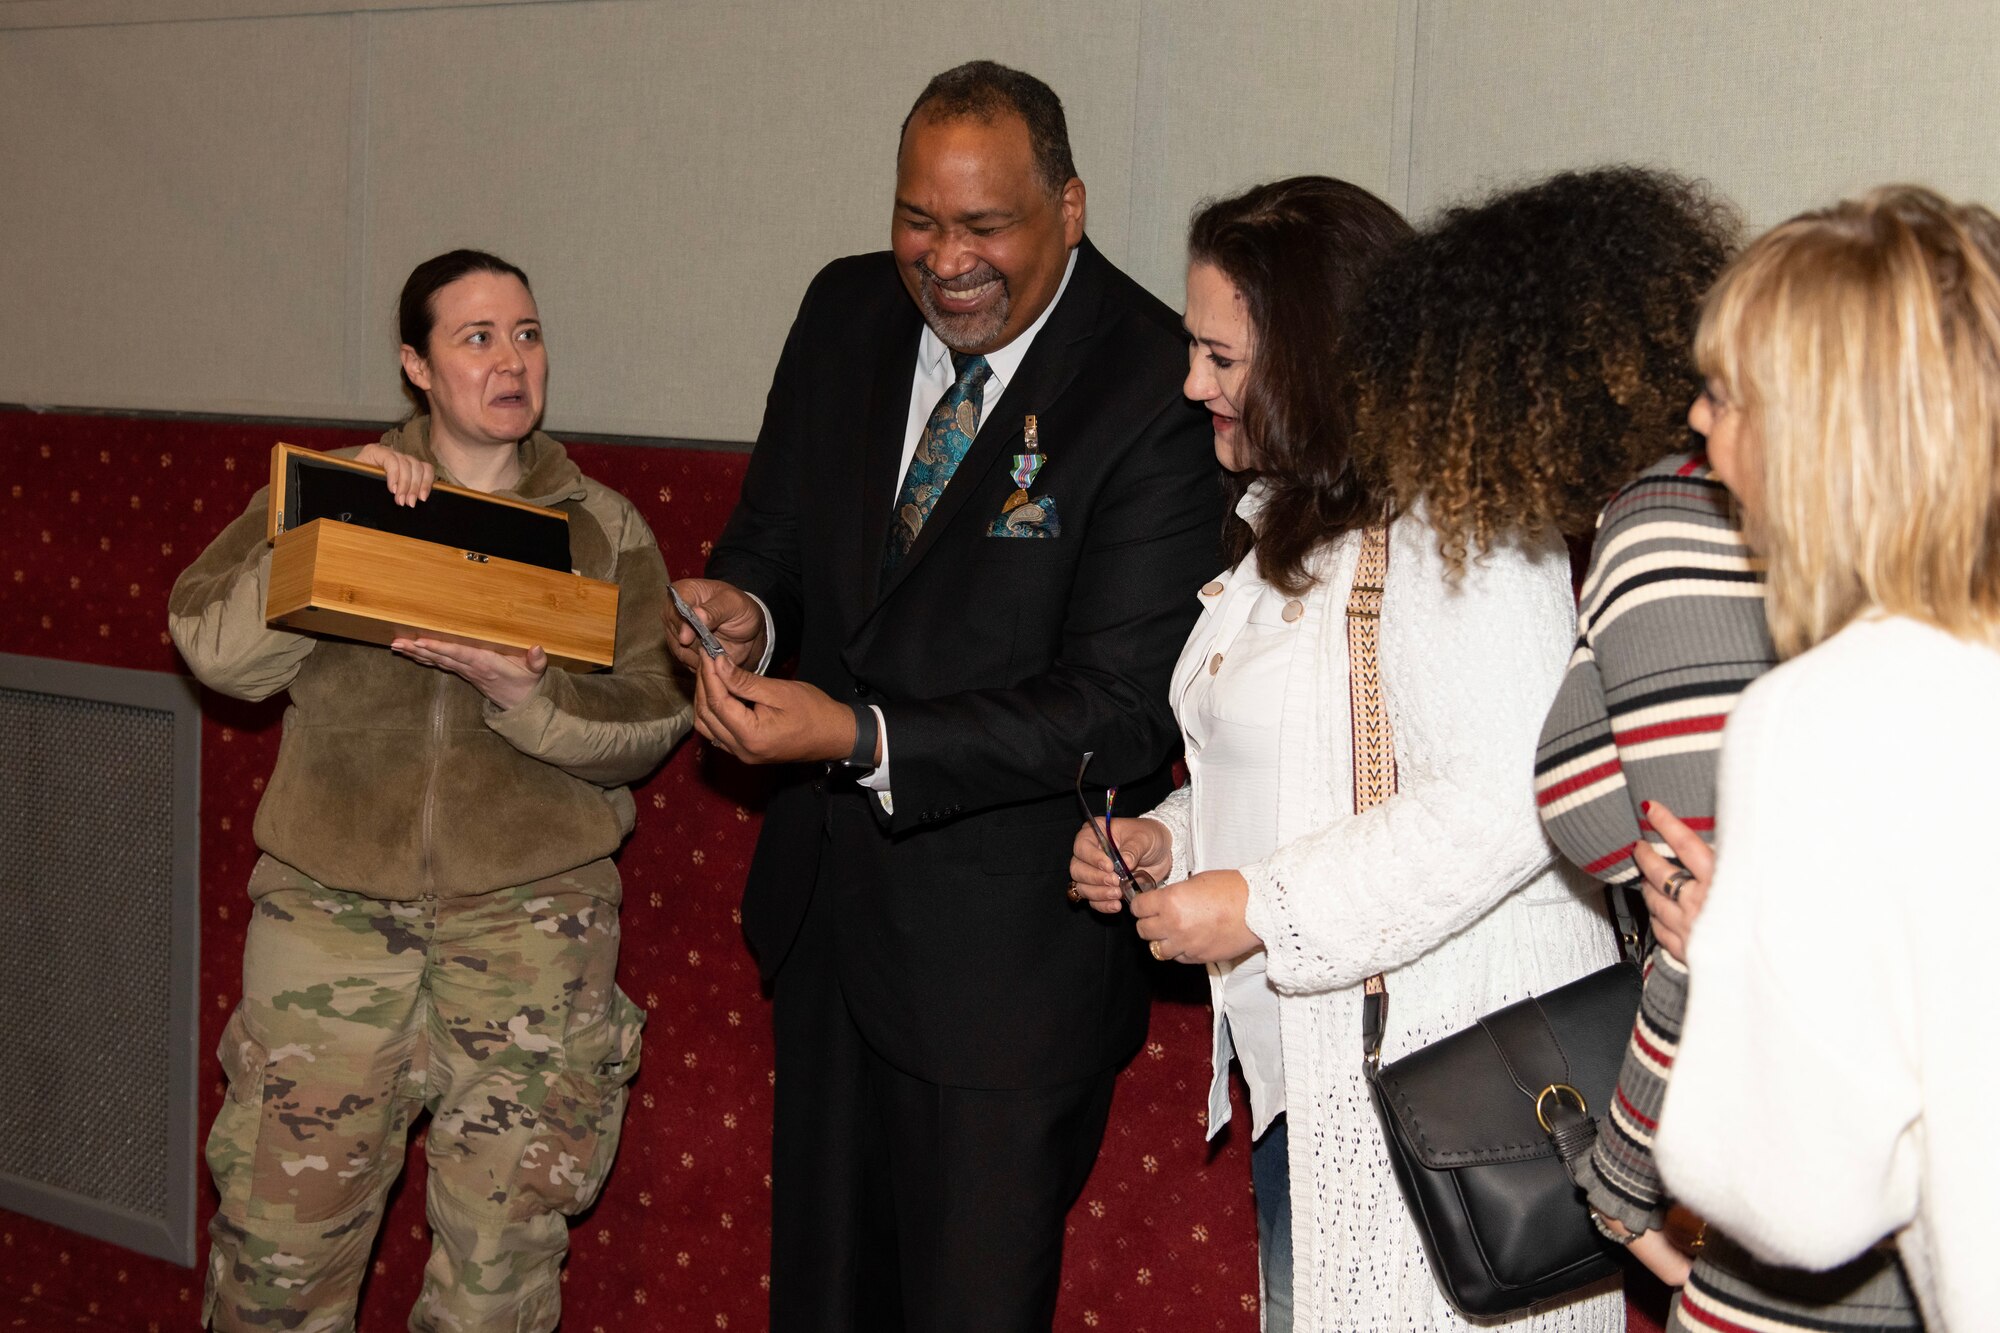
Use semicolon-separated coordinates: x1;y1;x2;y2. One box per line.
1661;868;1694;903
670;584;727;659
1074;751;1157;907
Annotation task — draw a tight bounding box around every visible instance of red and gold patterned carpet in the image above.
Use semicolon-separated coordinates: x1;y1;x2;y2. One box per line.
0;410;1667;1331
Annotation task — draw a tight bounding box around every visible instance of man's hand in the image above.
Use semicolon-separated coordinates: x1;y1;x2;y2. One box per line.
693;650;860;765
392;637;546;710
1130;869;1261;964
666;578;769;671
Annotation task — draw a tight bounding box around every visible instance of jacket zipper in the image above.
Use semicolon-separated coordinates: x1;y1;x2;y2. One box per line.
418;669;447;891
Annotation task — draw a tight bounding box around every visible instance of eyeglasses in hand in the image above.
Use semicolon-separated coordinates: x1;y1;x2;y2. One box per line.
1074;750;1157;907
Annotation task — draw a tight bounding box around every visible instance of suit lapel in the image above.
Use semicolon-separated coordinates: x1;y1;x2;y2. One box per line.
871;242;1108;606
850;310;924;617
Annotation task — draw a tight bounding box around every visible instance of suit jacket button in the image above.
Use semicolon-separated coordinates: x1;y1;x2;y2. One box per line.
1209;652;1224;675
853;682;871;697
1282;599;1305;622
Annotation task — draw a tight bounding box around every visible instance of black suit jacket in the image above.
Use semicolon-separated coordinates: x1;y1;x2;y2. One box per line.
709;238;1223;1089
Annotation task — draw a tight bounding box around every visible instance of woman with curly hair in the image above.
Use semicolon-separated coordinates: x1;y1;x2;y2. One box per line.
1322;168;1732;1327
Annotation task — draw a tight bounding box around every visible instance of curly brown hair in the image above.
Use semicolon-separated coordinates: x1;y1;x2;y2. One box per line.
1350;167;1739;571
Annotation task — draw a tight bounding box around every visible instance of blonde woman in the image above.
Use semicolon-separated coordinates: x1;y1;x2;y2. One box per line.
1653;187;2000;1333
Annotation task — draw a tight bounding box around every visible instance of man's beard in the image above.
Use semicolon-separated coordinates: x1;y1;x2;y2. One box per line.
912;259;1011;352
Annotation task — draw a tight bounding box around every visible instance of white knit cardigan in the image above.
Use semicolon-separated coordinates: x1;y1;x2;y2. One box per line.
1148;515;1622;1331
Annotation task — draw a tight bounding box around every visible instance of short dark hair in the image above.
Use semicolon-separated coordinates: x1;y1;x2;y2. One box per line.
396;248;532;411
900;60;1077;195
1189;176;1413;594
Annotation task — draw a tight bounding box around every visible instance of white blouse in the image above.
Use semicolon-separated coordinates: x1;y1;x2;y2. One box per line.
1176;539;1303;1139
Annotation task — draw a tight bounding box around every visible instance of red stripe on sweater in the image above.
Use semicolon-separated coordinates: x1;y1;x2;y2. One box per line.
1583;842;1635;876
1676;453;1707;477
1613;715;1727;747
1614;1085;1658;1132
1638;815;1716;836
1535;758;1622;806
1605;484;1722;516
1630;1025;1675;1071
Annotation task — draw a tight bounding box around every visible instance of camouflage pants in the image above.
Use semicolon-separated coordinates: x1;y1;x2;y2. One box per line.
203;877;644;1333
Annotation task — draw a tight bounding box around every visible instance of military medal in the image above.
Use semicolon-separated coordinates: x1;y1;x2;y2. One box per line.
1004;414;1044;513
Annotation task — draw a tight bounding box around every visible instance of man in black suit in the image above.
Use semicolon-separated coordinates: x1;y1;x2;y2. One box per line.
667;60;1220;1332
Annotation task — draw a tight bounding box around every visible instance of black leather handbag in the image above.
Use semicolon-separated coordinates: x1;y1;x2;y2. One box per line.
1361;957;1642;1316
1344;527;1646;1319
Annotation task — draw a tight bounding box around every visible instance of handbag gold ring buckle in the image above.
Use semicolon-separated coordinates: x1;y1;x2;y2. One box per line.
1533;1083;1587;1133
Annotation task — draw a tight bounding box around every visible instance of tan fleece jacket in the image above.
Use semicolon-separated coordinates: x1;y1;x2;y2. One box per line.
168;418;691;903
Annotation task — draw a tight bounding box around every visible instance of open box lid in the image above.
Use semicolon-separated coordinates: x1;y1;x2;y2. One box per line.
266;441;572;572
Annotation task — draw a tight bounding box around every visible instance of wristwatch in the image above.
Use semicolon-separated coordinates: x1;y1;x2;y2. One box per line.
844;701;879;769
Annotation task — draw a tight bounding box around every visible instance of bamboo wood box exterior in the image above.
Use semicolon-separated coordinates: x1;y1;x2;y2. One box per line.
263;443;618;672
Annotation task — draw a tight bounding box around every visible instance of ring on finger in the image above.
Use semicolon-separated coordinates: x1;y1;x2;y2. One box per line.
1661;868;1694;903
1148;940;1165;962
1066;883;1083;905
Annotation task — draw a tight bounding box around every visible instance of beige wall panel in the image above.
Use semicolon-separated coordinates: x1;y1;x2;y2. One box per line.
1411;0;2000;228
0;17;353;414
357;0;1141;441
1123;0;1408;302
0;0;550;32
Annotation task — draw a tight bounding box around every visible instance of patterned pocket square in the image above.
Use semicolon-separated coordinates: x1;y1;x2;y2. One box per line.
988;494;1061;538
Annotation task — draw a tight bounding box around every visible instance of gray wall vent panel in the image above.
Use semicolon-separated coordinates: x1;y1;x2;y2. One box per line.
0;653;200;1267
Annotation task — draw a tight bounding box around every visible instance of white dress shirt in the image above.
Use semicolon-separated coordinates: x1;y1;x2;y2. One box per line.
748;249;1078;808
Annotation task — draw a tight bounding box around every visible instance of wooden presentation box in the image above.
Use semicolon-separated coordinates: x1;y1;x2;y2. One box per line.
264;442;619;672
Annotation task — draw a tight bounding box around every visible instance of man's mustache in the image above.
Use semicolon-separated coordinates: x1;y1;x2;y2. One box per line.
916;260;1006;294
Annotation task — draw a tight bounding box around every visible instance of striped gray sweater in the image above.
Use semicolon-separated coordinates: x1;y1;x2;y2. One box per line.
1536;452;1916;1330
1536;452;1769;889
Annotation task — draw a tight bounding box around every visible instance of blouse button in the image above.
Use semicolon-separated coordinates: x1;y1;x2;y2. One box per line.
1282;599;1305;623
1209;652;1224;675
1200;580;1224;597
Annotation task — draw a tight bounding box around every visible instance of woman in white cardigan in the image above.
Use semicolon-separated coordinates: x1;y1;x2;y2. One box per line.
1647;187;2000;1333
1071;170;1728;1329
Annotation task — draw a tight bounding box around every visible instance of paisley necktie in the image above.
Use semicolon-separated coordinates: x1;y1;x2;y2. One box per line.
884;351;992;573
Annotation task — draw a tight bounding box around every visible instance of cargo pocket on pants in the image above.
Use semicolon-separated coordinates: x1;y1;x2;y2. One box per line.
205;1005;271;1217
511;987;645;1220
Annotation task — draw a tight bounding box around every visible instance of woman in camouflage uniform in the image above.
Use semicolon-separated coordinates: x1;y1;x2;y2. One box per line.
170;250;689;1333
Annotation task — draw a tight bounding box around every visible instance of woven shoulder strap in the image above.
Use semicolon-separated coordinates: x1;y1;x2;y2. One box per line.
1346;527;1395;1068
1347;526;1395;812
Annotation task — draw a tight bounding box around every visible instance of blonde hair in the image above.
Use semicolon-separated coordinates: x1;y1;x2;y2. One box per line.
1696;186;2000;657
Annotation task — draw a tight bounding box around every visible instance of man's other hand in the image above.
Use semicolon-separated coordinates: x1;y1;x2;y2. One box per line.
693;650;860;766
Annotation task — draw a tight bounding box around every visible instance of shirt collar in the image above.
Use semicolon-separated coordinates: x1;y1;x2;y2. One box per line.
1235;477;1273;529
917;247;1079;399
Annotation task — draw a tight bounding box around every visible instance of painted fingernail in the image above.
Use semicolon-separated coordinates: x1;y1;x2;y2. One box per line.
1640;801;1653;816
